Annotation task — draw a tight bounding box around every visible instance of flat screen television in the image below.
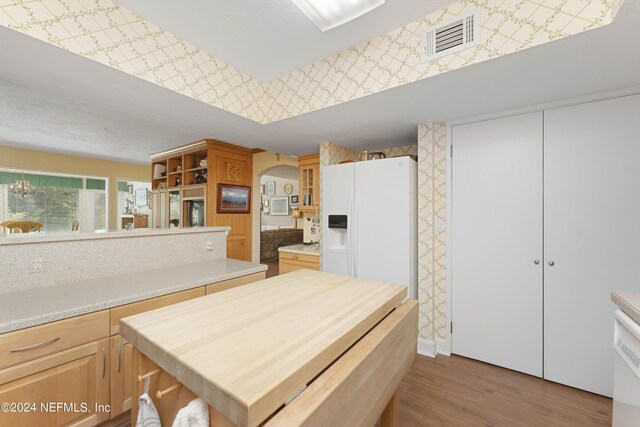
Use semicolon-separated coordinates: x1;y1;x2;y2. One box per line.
187;200;205;227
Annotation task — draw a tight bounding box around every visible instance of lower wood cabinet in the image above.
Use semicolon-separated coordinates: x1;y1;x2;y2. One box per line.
205;272;266;294
109;335;133;419
0;271;266;426
0;338;110;427
279;252;319;274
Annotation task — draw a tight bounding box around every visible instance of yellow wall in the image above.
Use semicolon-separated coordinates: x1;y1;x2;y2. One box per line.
251;151;299;263
0;145;149;231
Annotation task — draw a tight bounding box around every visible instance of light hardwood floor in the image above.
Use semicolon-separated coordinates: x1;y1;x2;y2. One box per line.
398;354;612;426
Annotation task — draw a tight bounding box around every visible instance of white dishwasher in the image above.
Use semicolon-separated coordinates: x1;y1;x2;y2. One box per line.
613;309;640;426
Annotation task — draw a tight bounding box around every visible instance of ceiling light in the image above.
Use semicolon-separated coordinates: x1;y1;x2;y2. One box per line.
9;180;35;198
292;0;385;32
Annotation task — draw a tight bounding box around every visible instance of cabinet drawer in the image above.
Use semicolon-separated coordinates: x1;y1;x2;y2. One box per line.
110;287;205;335
279;251;319;264
205;272;266;295
0;311;109;371
280;259;320;274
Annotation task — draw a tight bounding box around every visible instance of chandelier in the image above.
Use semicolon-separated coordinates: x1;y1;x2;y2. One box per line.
9;180;35;198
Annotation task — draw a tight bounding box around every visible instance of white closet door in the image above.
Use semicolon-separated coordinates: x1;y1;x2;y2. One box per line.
452;112;543;377
544;94;640;397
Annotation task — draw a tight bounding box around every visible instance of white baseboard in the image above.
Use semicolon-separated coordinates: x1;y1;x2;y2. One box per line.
417;338;451;357
417;338;436;358
436;338;450;356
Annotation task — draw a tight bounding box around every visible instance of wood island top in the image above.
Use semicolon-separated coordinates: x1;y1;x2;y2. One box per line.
120;269;407;427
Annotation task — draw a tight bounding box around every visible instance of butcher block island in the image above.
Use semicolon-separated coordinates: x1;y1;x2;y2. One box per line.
120;270;418;427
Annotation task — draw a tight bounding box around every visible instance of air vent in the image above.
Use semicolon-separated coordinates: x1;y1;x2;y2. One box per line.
422;10;481;62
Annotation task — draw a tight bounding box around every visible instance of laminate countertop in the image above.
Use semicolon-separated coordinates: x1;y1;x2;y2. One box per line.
0;258;266;334
612;290;640;325
278;243;320;256
120;270;407;427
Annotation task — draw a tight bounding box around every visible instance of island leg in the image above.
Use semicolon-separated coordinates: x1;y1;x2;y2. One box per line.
380;389;399;427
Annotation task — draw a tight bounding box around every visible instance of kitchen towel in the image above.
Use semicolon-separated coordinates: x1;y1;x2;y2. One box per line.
172;398;209;427
135;376;161;427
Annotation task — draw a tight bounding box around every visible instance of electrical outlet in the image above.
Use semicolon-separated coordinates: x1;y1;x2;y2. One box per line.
31;256;45;273
206;241;214;251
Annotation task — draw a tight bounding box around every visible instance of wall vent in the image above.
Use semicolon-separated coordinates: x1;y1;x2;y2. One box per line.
422;10;481;62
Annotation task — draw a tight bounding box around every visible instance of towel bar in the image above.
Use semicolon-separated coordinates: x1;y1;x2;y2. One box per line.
137;368;162;383
156;383;181;399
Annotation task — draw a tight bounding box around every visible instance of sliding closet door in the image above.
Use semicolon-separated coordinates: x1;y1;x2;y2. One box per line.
452;112;543;377
544;94;640;397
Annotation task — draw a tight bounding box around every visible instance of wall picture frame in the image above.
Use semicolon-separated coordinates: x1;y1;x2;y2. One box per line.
217;184;251;213
135;188;148;207
270;196;289;216
290;195;299;204
266;181;276;196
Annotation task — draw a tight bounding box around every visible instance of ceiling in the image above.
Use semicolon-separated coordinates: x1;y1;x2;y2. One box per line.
116;0;454;82
0;0;639;164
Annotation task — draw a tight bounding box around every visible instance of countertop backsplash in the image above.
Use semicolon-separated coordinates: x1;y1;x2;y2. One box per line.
0;228;229;294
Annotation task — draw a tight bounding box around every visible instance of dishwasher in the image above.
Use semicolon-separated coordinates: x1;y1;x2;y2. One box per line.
613;309;640;426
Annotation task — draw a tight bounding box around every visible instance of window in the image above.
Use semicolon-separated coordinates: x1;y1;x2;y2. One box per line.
0;170;107;234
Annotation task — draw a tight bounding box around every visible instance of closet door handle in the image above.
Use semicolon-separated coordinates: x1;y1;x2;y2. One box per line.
548;260;555;266
533;259;540;265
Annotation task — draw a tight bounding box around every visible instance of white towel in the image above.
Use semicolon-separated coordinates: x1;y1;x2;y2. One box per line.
172;398;209;427
136;377;161;427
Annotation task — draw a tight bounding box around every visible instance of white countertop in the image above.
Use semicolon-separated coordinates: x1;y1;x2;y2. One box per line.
0;258;266;333
0;226;230;246
612;290;640;325
278;244;320;256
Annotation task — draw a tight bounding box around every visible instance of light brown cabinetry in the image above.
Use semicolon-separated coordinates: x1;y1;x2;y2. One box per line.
109;335;133;418
279;251;320;274
298;154;320;212
150;140;253;261
0;271;265;425
0;338;110;427
0;311;109;370
205;272;266;294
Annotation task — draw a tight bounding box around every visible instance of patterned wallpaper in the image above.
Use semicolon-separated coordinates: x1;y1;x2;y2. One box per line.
0;0;619;124
418;123;448;342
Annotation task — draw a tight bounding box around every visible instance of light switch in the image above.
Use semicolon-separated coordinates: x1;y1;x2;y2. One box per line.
434;219;446;233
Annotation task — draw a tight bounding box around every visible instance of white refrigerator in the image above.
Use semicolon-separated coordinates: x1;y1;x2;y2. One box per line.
322;157;417;299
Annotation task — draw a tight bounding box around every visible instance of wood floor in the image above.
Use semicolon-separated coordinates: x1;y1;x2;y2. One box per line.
397;354;612;426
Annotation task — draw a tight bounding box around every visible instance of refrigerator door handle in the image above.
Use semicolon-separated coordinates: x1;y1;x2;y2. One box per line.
347;197;354;276
353;193;359;277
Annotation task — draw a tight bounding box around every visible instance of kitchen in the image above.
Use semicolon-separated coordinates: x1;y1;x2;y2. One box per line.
1;0;640;426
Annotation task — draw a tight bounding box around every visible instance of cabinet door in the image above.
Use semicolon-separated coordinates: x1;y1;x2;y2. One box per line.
544;94;640;397
110;335;133;418
452;112;543;377
0;338;110;427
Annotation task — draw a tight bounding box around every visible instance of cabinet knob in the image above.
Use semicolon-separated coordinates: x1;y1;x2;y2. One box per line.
533;259;540;265
548;261;555;266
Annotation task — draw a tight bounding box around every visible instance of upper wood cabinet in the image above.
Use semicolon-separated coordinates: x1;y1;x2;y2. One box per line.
207;141;254;261
149;139;254;261
298;154;320;212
